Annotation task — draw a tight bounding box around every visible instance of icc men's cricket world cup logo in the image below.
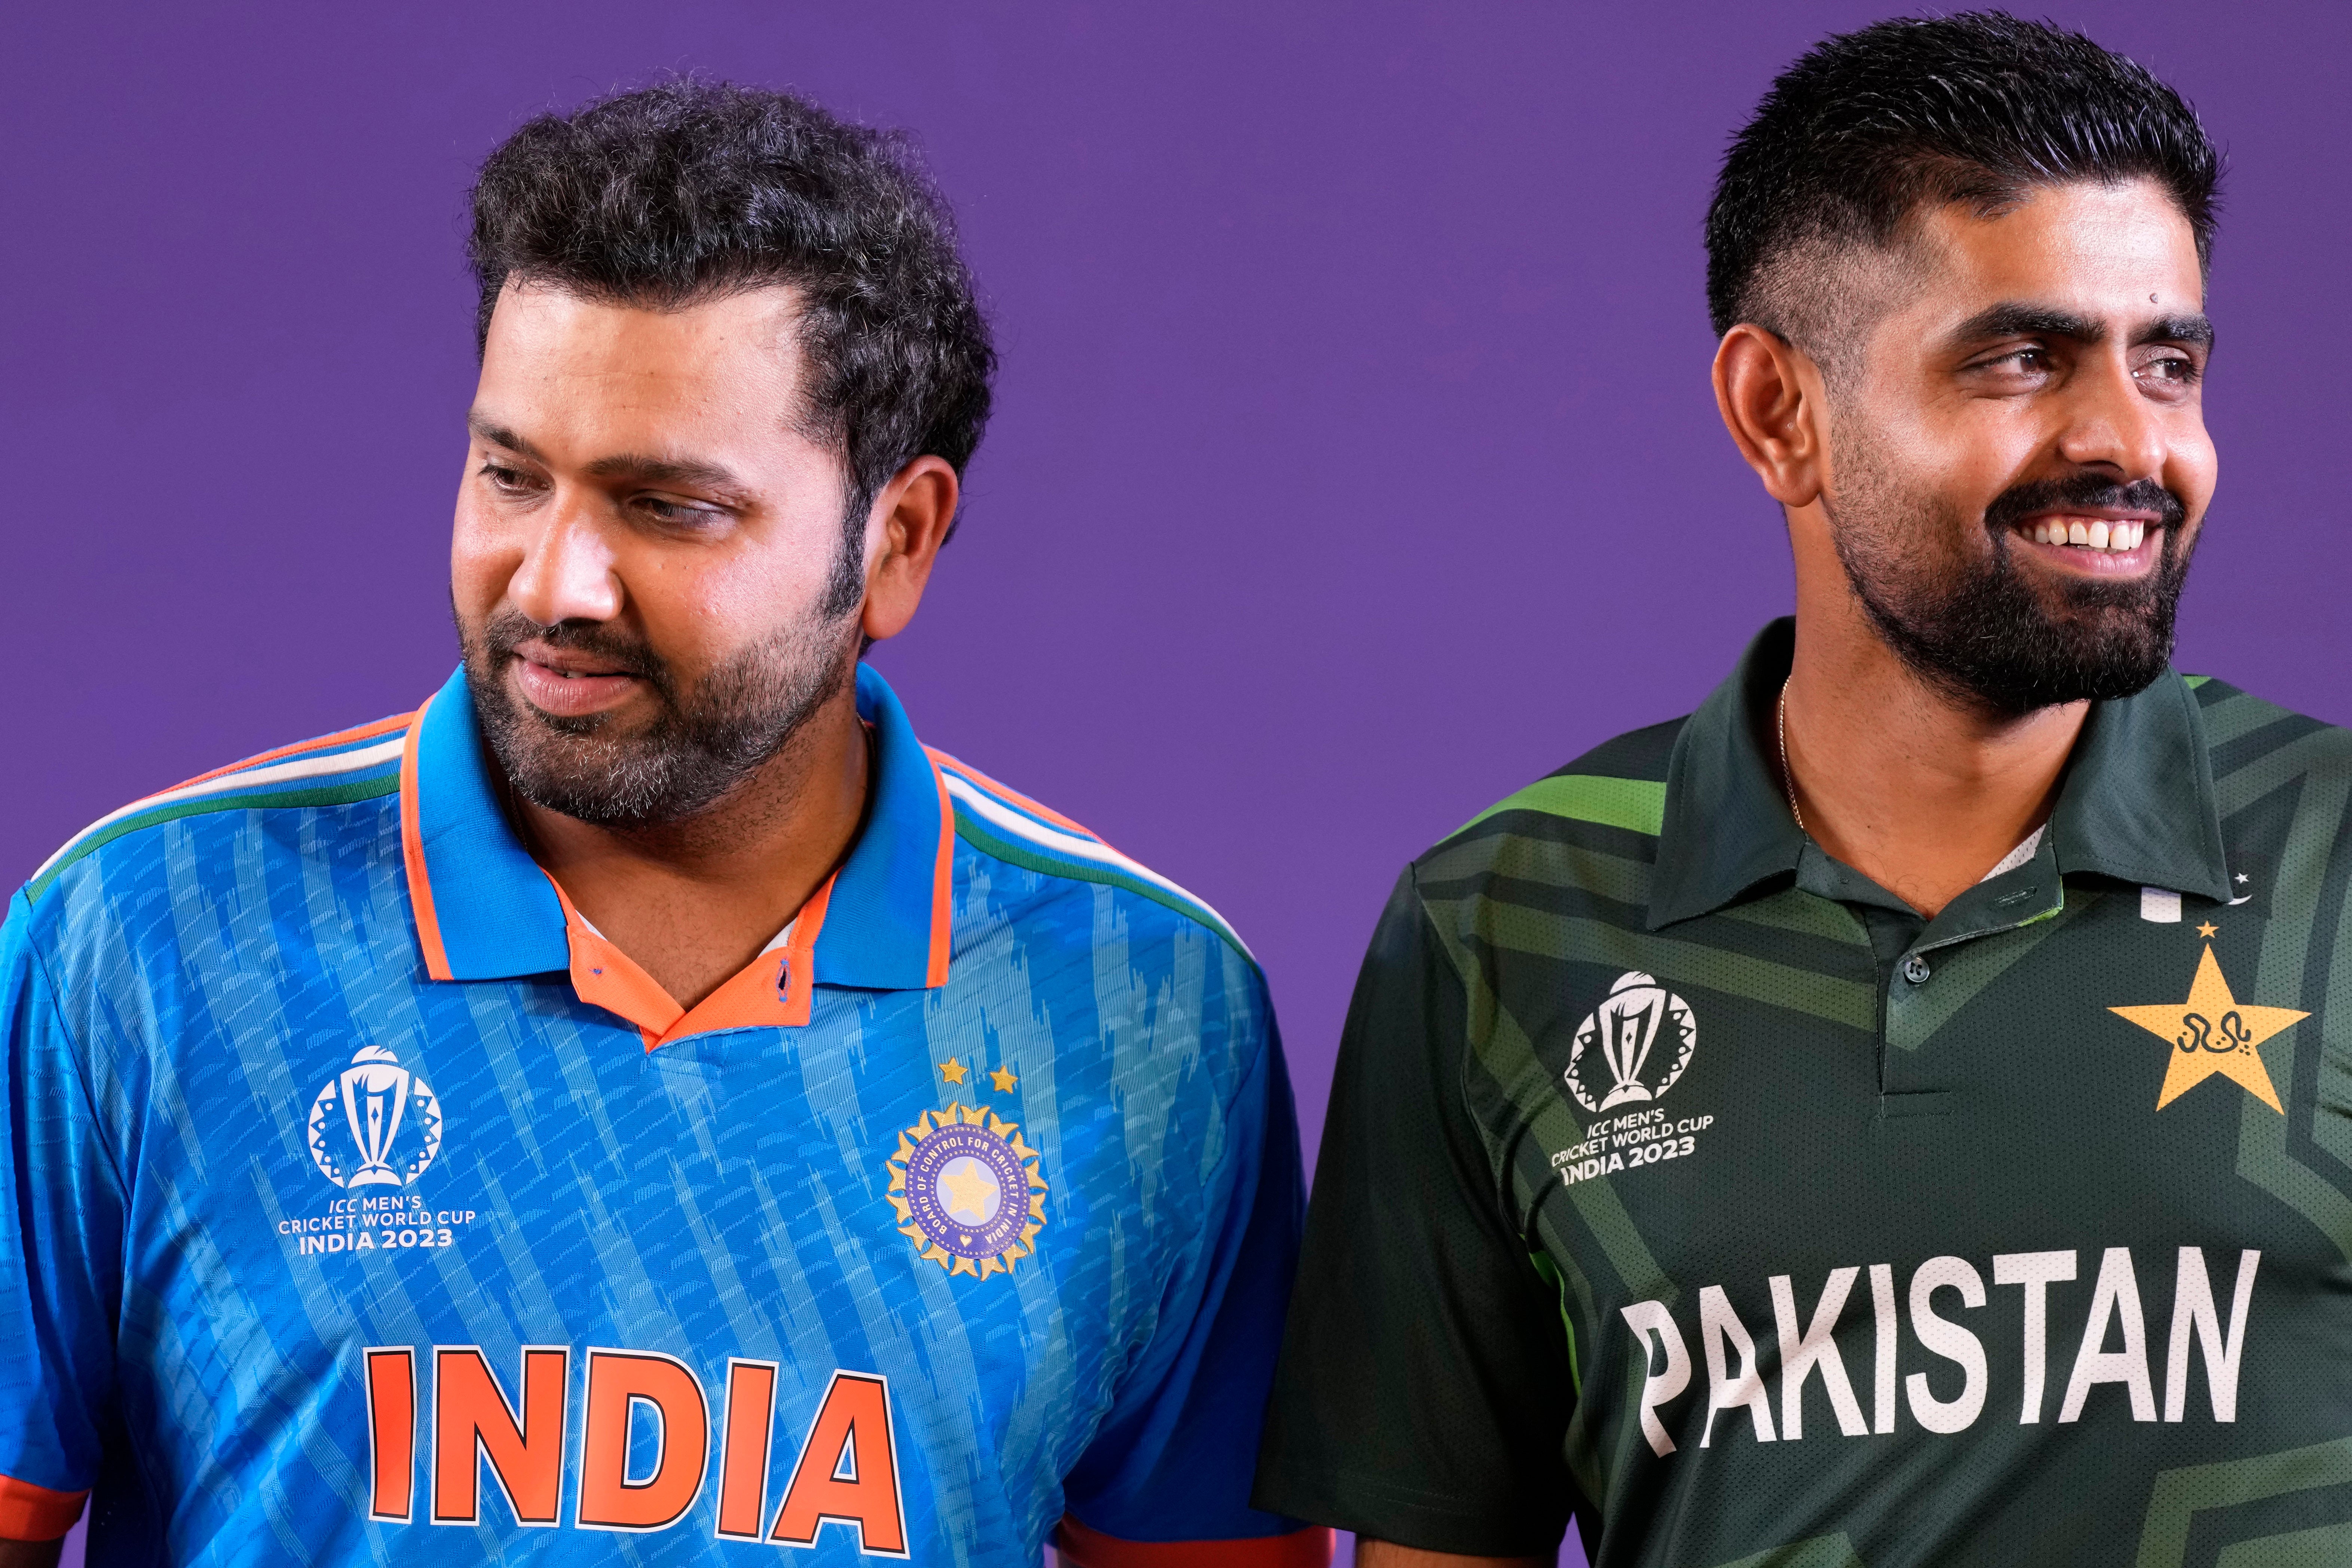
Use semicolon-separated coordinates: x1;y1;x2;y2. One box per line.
1565;971;1698;1114
306;1045;443;1189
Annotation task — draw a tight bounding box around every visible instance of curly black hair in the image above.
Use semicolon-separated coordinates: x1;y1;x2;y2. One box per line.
468;79;995;554
1706;13;2219;358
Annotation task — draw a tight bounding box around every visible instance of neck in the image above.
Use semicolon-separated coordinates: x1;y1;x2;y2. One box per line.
512;679;871;1010
1781;546;2082;921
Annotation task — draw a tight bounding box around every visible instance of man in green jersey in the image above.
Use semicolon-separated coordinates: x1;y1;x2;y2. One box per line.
1255;14;2346;1567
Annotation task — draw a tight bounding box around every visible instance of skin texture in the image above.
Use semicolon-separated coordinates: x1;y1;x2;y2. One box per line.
1712;178;2215;916
450;282;958;1008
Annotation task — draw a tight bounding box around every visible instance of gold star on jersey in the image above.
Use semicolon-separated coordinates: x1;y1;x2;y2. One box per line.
2110;943;2307;1113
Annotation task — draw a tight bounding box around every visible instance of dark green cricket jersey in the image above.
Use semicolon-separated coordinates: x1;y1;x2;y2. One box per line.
1256;619;2352;1567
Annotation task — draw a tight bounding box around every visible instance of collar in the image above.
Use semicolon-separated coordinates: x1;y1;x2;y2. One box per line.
400;661;953;992
1646;617;2235;930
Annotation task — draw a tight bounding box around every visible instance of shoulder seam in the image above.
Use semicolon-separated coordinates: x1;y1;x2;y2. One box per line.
1449;772;1669;843
943;777;1253;965
26;724;408;904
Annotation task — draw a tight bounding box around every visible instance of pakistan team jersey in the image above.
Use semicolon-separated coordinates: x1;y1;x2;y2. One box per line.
1256;618;2352;1567
0;661;1329;1568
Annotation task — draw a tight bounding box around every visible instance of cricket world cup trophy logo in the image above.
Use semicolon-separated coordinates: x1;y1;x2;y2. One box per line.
1565;971;1698;1114
306;1045;443;1189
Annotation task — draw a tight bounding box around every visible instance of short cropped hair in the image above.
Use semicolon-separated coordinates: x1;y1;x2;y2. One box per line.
1705;13;2219;356
468;79;995;537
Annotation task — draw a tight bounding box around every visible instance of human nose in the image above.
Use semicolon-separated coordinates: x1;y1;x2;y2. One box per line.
506;498;623;626
2053;353;2169;483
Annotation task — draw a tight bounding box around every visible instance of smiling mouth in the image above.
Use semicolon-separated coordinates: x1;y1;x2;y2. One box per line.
2020;517;2150;553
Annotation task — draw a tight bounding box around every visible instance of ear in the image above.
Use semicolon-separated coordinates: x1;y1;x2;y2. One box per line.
1712;324;1829;510
858;456;961;643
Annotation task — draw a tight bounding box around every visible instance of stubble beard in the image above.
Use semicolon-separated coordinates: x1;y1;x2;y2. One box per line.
463;605;861;831
1821;419;2198;718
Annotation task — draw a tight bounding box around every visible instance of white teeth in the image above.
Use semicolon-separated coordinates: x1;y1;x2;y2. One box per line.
2025;518;2151;551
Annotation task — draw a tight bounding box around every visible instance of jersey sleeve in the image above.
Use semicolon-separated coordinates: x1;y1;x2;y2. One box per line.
1055;968;1332;1568
1251;867;1580;1558
0;892;123;1541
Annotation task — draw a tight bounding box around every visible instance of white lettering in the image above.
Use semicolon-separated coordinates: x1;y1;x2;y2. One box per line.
1697;1286;1776;1446
2163;1248;2258;1422
1869;1263;1897;1435
1769;1268;1866;1439
1992;1250;2077;1423
1905;1256;1988;1433
2059;1246;2155;1422
1620;1301;1692;1457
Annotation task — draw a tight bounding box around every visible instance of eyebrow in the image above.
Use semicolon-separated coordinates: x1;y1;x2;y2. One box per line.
467;412;752;499
1945;302;2215;351
466;412;546;462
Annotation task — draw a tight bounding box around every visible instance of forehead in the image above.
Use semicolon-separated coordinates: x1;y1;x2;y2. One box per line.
1899;178;2204;322
474;283;805;448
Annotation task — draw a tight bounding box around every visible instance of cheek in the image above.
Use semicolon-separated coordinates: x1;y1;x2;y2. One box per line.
447;500;511;618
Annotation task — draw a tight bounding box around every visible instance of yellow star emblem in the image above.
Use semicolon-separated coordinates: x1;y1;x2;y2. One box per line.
989;1065;1019;1092
938;1058;967;1086
2110;944;2306;1113
2196;921;2219;939
937;1159;1001;1223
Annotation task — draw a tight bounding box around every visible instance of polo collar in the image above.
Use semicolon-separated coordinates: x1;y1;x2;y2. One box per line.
399;661;953;991
1646;617;2235;930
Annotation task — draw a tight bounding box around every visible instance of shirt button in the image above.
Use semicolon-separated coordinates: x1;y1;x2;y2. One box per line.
1902;954;1932;985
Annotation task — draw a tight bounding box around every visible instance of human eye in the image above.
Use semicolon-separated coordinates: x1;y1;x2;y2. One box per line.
632;494;728;529
477;459;543;497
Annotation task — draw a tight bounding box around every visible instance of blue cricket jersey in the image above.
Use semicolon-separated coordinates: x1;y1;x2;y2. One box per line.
0;662;1328;1567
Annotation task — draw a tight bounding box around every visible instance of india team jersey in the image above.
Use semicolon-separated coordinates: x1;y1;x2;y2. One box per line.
1258;618;2352;1567
0;662;1327;1567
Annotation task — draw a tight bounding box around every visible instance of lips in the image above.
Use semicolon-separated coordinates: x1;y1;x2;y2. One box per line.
511;649;643;718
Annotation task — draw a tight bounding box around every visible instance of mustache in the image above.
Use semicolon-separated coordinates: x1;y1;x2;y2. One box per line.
1984;473;2187;536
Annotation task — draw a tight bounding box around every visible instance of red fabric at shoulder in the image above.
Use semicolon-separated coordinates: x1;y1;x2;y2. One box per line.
0;1472;89;1541
1056;1515;1334;1568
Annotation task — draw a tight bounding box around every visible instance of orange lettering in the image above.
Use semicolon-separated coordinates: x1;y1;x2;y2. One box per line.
431;1345;569;1526
770;1371;907;1556
363;1348;415;1522
715;1360;779;1539
576;1349;709;1531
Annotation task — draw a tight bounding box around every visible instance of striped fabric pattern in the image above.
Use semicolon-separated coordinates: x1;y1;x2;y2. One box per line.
1;670;1307;1566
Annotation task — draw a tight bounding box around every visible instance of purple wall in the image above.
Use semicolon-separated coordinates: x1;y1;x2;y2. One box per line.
9;5;2346;1565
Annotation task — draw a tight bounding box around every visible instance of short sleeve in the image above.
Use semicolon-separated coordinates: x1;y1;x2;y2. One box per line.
1056;974;1332;1568
0;892;123;1541
1251;868;1579;1558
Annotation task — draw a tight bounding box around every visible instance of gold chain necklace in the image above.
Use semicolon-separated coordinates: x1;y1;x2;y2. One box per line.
1776;676;1806;834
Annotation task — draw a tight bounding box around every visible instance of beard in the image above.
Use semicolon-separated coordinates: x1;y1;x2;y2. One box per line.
461;603;860;830
1822;425;2198;717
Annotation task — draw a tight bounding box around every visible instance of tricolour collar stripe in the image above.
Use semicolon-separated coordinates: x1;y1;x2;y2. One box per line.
164;713;413;794
940;771;1251;962
30;731;407;889
398;693;453;981
929;751;1105;844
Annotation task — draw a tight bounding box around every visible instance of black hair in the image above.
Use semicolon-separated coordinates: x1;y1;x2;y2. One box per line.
1706;13;2219;350
467;79;995;555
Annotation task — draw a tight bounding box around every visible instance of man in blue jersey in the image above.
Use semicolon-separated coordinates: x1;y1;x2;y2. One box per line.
0;80;1324;1568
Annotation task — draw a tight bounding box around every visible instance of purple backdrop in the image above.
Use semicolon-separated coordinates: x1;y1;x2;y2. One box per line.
8;5;2348;1565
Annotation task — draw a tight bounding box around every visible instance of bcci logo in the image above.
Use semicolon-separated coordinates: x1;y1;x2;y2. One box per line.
1566;972;1697;1114
307;1045;443;1189
886;1106;1048;1280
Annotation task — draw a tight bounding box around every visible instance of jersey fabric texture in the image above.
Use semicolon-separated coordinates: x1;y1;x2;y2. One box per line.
1255;617;2352;1568
0;660;1329;1568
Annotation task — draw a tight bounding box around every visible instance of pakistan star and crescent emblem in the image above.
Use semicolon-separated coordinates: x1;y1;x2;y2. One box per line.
887;1105;1049;1278
2110;943;2307;1113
